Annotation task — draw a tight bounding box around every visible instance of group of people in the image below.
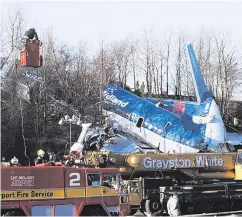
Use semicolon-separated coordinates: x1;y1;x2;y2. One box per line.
34;148;57;165
1;156;21;167
1;148;58;167
35;148;87;167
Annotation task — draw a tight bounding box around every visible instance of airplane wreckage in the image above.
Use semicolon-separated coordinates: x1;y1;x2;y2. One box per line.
2;36;242;216
70;44;242;155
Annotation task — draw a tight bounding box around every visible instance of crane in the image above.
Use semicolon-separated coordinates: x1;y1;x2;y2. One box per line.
0;28;42;101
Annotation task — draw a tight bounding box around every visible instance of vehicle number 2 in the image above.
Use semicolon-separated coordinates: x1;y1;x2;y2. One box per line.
69;173;80;186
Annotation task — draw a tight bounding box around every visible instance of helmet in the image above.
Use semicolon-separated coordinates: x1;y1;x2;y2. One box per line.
173;191;178;197
37;149;45;157
10;156;18;165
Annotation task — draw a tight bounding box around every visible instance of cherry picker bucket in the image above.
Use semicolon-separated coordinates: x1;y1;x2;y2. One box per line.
20;39;42;68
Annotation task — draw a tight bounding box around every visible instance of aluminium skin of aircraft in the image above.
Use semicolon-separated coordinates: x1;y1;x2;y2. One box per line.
102;44;237;153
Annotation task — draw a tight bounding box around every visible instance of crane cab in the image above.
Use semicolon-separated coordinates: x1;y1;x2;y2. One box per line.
20;39;42;68
235;149;242;180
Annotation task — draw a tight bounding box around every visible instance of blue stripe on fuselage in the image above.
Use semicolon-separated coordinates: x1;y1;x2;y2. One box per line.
103;85;207;150
146;98;212;117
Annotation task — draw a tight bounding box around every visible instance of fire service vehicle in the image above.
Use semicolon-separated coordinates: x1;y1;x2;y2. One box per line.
1;166;130;216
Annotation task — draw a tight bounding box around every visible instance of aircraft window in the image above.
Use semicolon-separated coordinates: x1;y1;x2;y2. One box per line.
31;205;52;216
136;118;143;128
87;173;101;186
130;113;136;121
55;204;75;216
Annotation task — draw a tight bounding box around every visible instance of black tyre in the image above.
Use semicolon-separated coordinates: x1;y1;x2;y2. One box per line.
211;201;228;213
145;195;164;216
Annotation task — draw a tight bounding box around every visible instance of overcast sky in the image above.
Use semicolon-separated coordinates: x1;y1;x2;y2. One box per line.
1;0;242;99
2;1;242;48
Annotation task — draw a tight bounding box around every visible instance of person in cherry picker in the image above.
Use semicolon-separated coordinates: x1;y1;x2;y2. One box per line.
23;28;39;40
21;28;42;68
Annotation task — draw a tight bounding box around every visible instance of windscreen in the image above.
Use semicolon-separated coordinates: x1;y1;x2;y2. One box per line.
237;151;242;164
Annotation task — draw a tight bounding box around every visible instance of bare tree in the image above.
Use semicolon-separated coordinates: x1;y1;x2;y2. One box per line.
164;30;172;96
112;38;132;88
214;33;242;121
175;34;183;98
1;9;30;161
157;45;166;96
130;39;139;88
1;9;25;54
139;30;155;96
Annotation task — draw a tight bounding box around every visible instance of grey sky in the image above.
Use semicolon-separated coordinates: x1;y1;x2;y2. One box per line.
2;1;242;50
1;1;242;99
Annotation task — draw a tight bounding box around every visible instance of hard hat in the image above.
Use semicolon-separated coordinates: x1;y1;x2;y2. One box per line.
37;149;45;157
10;156;18;165
173;191;178;197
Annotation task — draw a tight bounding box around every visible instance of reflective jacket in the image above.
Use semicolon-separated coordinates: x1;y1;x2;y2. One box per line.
167;196;181;216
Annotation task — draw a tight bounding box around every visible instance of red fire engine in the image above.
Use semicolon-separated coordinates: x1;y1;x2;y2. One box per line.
1;166;130;216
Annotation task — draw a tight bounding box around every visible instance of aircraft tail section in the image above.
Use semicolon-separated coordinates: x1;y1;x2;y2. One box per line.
101;44;231;153
187;44;213;104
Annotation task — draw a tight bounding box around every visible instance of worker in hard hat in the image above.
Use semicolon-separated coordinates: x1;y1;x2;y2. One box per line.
167;191;181;216
10;156;20;166
34;149;46;165
1;157;10;167
234;118;239;127
103;117;115;137
23;28;39;40
103;117;110;132
47;148;57;162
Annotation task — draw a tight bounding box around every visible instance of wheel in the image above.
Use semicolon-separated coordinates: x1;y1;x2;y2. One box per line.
145;195;164;216
211;201;228;213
